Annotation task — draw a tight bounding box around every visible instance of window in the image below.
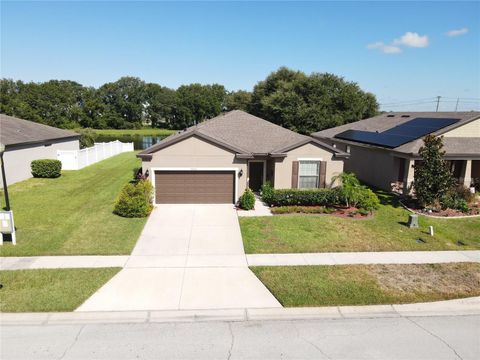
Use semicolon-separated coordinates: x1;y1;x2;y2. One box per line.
299;161;320;189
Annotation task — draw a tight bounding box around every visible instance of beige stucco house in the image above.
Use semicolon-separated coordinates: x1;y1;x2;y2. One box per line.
312;112;480;194
138;110;348;204
0;114;80;186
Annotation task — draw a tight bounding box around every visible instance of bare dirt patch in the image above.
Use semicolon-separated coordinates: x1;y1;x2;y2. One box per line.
368;263;480;296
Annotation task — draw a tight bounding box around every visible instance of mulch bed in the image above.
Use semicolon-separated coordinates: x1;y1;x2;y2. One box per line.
402;198;480;217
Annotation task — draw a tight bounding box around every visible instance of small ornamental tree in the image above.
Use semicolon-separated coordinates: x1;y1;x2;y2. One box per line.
413;135;454;207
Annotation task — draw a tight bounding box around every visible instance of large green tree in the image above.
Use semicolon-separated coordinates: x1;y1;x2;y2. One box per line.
225;90;252;111
250;67;378;133
173;83;226;128
144;83;176;128
98;76;147;128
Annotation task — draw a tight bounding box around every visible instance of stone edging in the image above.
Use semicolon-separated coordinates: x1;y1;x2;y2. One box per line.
398;200;480;219
1;297;479;325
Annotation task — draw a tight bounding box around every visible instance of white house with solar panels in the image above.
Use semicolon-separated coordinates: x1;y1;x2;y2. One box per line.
313;112;480;194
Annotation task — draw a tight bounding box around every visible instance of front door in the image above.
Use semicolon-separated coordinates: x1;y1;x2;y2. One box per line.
249;162;264;192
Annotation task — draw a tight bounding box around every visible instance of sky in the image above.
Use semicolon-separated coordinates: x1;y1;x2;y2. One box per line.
1;1;479;112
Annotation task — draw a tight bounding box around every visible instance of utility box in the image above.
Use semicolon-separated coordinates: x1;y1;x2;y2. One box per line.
0;210;16;245
408;214;419;228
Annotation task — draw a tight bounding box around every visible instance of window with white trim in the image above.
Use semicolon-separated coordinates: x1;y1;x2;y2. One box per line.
298;161;320;189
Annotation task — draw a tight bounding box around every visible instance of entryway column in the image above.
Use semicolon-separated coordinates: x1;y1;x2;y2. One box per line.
402;159;415;194
460;160;473;187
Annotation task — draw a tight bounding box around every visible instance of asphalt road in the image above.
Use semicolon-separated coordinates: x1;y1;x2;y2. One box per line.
1;315;478;360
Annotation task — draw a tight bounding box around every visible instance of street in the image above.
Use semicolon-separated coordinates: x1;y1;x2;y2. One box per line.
1;315;478;359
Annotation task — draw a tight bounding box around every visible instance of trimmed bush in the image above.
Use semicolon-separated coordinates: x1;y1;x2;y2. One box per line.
31;159;62;178
260;182;274;204
354;187;380;211
271;206;333;214
239;188;256;210
113;180;153;218
262;188;341;207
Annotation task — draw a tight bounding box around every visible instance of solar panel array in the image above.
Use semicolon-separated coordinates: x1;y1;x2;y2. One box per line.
334;117;460;148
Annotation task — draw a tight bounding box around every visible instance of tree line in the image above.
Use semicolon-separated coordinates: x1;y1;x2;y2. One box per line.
0;67;378;134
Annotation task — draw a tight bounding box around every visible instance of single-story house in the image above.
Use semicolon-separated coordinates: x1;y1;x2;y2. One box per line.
138;110;348;204
0;114;80;186
312;112;480;193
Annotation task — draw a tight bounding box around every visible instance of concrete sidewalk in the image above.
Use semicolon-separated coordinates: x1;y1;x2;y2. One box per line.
2;296;479;325
247;250;480;266
2;250;479;271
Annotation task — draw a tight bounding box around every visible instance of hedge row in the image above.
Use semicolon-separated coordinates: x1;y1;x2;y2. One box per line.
262;187;342;207
261;182;380;211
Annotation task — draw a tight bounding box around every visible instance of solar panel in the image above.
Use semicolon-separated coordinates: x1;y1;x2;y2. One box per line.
334;117;460;149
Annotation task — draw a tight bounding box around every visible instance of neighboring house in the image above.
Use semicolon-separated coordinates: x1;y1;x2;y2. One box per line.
312;112;480;194
138;110;348;204
0;114;80;186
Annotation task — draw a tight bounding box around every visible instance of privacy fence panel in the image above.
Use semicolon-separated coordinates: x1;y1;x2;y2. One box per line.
57;140;134;170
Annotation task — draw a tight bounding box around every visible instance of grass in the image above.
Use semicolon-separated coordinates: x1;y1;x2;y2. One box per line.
251;263;480;307
0;152;147;256
0;268;120;312
92;128;176;136
240;191;480;253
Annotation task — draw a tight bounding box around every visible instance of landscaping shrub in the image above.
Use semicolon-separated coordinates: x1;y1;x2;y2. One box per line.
332;172;380;211
355;187;381;211
440;186;472;213
262;188;341;207
260;182;274;204
451;185;476;204
239;188;255;210
113;180;153;218
31;159;62;178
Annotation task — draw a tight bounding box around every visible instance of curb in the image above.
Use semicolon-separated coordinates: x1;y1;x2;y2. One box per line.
1;297;479;325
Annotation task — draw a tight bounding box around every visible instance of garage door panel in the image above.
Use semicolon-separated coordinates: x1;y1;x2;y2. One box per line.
155;171;235;204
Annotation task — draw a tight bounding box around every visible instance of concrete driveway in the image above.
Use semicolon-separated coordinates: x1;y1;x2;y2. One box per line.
77;205;281;311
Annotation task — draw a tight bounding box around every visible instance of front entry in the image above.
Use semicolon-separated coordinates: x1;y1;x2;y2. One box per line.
248;161;264;192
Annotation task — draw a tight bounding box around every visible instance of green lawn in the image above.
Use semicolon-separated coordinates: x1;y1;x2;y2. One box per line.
0;268;120;312
240;191;480;253
92;128;176;136
0;152;147;256
251;263;480;307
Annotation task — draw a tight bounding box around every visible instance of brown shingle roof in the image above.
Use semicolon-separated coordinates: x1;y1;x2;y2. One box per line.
1;114;80;147
312;112;480;155
139;110;347;157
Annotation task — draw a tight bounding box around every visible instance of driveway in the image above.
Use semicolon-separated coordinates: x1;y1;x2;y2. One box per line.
76;205;281;311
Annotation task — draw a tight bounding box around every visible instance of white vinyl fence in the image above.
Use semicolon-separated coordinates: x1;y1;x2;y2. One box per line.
57;140;134;170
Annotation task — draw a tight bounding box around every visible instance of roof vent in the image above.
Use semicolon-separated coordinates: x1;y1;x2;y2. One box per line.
401;114;410;118
387;114;395;117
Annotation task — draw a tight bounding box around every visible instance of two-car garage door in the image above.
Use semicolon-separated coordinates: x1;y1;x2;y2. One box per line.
154;170;235;204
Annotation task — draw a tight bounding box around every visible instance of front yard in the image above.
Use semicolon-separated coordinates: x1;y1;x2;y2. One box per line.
0;152;147;256
240;191;480;253
0;268;120;312
251;263;480;307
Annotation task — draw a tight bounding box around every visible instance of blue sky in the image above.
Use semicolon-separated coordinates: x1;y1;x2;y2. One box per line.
1;1;479;111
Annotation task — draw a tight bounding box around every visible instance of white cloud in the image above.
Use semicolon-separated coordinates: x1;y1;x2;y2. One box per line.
367;41;402;54
382;45;402;54
393;32;429;48
446;28;469;37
